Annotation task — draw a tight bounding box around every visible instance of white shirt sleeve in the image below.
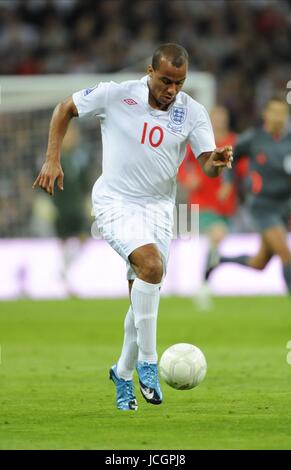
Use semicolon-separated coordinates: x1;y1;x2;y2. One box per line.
72;82;111;118
188;105;215;157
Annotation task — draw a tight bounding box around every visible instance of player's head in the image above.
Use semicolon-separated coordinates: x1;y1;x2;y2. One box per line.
262;95;289;134
147;43;188;109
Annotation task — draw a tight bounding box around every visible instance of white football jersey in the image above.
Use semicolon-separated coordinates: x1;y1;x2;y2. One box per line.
72;76;215;207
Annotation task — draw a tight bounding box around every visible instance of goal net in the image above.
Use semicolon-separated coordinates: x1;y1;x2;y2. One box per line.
0;72;216;238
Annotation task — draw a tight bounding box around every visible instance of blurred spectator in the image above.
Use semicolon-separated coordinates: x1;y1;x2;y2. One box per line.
0;0;290;128
50;121;93;296
52;122;90;239
0;109;98;238
1;0;291;240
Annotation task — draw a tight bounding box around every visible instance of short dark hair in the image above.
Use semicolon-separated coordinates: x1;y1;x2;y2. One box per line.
152;43;189;71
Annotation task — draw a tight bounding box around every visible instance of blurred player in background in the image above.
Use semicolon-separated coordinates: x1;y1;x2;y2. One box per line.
52;122;91;296
178;106;237;308
206;96;291;295
33;43;233;411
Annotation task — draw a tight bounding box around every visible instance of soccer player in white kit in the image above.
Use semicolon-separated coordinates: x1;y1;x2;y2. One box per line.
33;44;233;411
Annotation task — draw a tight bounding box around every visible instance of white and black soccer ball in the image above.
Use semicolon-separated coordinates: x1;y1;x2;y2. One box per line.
159;343;207;390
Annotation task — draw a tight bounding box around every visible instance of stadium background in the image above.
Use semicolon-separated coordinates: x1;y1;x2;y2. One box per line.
1;0;291;452
0;0;290;297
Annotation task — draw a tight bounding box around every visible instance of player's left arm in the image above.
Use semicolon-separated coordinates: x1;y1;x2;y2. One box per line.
198;146;233;177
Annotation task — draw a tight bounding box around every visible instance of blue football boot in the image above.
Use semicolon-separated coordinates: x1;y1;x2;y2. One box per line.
109;365;138;411
136;361;162;405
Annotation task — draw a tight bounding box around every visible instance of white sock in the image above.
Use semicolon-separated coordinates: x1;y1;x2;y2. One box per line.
131;278;161;364
117;306;138;380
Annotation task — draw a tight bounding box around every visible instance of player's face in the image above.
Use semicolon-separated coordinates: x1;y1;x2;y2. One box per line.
263;101;289;134
147;58;187;110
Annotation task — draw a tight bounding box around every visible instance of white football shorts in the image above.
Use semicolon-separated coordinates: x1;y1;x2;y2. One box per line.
92;197;173;280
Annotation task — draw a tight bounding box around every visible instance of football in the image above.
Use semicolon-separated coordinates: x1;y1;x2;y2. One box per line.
159;343;207;390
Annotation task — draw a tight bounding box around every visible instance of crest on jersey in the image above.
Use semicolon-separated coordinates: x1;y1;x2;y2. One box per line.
123;98;138;105
170;106;187;125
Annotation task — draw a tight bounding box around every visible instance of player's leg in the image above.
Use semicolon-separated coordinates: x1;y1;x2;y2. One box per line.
116;280;138;380
261;225;291;294
206;221;228;268
205;236;273;280
129;243;164;404
207;216;229;248
93;201;165;406
129;243;163;364
197;217;229;309
208;222;228;246
205;205;279;279
129;243;164;284
203;216;228;281
244;239;273;269
110;280;139;411
224;236;273;269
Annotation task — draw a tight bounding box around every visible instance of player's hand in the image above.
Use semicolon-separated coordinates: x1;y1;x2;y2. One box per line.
211;146;233;169
32;160;64;196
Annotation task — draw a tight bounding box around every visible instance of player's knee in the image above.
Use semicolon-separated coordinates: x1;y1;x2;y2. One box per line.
140;256;164;284
249;258;268;270
209;224;227;245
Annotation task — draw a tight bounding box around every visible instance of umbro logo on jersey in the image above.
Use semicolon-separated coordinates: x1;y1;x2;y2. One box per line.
83;85;98;96
123;98;138;105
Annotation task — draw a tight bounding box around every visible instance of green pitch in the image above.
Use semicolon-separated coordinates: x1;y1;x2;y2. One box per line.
0;297;291;450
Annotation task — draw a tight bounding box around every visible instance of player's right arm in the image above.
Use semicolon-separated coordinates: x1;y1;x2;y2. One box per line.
33;82;110;195
32;96;78;195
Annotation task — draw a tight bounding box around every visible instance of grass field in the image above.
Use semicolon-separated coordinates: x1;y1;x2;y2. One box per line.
0;296;291;450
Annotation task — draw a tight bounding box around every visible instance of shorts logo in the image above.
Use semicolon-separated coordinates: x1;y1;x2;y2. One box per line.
170;106;187;125
83;85;98;96
123;98;138;105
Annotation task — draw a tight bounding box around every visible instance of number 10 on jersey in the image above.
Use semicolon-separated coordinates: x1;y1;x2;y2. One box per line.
141;122;164;148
